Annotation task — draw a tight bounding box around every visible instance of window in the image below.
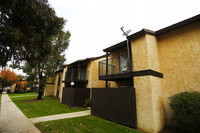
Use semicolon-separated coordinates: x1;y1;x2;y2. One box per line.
119;53;128;73
65;68;72;80
80;66;87;80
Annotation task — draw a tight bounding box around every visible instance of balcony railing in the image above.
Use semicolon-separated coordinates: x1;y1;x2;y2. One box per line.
99;53;132;77
65;68;88;81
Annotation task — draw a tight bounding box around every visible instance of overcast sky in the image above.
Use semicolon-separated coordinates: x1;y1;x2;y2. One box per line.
48;0;200;64
11;0;200;75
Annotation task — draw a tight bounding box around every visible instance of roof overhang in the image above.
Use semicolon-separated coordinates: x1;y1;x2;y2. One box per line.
55;69;63;73
155;14;200;35
103;40;127;52
103;29;155;52
68;55;107;67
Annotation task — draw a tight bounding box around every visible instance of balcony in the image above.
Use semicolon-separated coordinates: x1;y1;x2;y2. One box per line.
99;53;133;81
64;66;88;84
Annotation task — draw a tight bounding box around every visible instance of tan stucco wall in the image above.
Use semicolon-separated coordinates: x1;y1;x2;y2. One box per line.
58;72;63;98
86;61;93;89
107;80;133;88
57;58;106;101
60;67;67;102
86;58;106;98
134;76;163;133
11;84;16;93
44;84;55;96
131;35;164;133
53;73;59;97
91;58;106;88
110;48;127;57
129;21;200;133
44;77;55;96
157;21;200;125
52;67;68;102
58;59;106;102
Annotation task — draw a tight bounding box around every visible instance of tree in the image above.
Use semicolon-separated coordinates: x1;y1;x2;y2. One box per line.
1;0;70;99
0;0;65;67
0;68;18;90
17;81;28;92
22;30;70;99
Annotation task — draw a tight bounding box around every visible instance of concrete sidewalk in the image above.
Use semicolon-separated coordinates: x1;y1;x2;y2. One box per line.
9;94;38;98
0;93;40;133
30;110;91;124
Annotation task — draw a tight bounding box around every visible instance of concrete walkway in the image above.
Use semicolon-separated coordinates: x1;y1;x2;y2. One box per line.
9;94;38;98
30;110;91;124
0;93;41;133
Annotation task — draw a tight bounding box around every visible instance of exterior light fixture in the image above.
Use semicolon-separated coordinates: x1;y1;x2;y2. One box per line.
70;82;75;86
70;82;75;110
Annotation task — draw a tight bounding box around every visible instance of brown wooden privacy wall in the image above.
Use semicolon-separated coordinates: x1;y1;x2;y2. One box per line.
62;87;90;107
91;87;136;128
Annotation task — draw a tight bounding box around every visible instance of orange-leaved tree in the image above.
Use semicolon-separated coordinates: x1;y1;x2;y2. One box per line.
17;81;28;92
0;68;18;90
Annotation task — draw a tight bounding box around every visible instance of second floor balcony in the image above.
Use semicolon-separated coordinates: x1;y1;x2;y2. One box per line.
64;66;88;83
99;53;133;80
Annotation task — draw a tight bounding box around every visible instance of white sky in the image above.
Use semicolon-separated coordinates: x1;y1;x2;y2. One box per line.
48;0;200;64
11;0;200;75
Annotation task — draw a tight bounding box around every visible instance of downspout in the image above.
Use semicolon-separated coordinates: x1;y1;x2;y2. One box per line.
77;62;80;81
106;52;108;88
126;37;133;71
120;27;132;71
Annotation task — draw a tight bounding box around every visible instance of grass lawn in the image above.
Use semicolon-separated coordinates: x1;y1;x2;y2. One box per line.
10;94;87;118
8;92;37;97
35;115;143;133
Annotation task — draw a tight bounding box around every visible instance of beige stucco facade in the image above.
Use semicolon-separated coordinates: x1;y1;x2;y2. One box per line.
44;84;54;96
131;35;164;133
53;72;59;97
44;77;55;96
130;18;200;132
44;67;67;99
10;84;16;93
59;66;67;102
101;15;200;133
157;21;200;125
44;14;200;133
86;58;106;88
50;56;106;103
86;58;106;98
52;67;67;102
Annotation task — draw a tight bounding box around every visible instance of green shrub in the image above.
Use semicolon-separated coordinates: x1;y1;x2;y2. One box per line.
15;89;24;93
83;99;91;108
169;91;200;133
7;90;11;93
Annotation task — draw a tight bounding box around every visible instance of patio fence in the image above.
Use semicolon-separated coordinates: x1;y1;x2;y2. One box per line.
62;87;90;107
91;87;136;128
